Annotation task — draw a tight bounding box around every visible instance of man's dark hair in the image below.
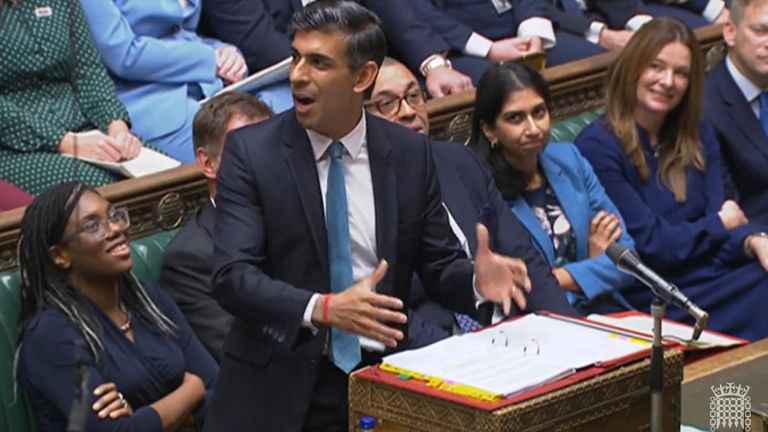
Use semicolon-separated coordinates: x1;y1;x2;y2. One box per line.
288;0;387;70
193;92;273;156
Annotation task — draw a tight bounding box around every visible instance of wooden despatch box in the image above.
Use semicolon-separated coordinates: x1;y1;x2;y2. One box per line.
349;349;684;431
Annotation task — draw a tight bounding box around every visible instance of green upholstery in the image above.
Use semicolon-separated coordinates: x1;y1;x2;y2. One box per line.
0;229;177;432
550;109;602;144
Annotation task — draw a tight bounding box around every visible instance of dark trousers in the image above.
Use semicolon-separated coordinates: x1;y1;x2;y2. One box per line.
302;357;349;432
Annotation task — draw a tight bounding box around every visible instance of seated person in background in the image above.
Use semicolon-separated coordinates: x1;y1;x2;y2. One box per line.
0;0;142;196
0;180;32;211
645;0;730;28
17;182;218;431
78;0;249;163
409;0;606;80
704;0;768;227
199;0;473;99
468;62;637;315
575;18;768;341
546;0;653;52
366;57;577;342
160;92;273;363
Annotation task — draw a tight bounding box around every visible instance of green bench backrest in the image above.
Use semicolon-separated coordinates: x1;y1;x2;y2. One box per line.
550;109;602;144
0;229;178;432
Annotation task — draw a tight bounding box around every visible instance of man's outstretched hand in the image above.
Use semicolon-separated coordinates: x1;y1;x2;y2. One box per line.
312;260;408;348
473;224;532;315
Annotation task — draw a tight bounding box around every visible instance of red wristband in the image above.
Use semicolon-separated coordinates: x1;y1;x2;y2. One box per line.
322;294;334;325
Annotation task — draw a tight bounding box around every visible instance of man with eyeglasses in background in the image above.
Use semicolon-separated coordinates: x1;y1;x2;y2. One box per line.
365;57;577;342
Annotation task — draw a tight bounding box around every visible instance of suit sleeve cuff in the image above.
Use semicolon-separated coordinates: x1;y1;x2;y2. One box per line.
302;293;320;334
702;0;725;22
625;14;653;31
464;32;494;58
586;21;606;45
517;17;556;49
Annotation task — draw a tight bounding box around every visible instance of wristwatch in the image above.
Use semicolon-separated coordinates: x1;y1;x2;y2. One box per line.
745;231;768;258
420;54;452;76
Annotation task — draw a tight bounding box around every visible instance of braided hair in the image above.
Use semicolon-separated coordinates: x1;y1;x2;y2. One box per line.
17;181;176;364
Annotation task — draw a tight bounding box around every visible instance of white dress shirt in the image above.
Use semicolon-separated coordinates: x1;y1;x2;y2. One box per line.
726;55;763;119
299;113;384;351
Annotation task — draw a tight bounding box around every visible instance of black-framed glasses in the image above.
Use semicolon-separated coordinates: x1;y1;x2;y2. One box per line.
366;88;426;116
60;207;131;244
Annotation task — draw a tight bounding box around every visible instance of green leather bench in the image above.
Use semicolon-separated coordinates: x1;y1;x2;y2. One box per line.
0;229;177;432
550;109;601;144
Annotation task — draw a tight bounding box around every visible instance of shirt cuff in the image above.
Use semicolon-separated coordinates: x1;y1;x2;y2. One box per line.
302;293;320;334
702;0;725;22
586;21;606;45
625;14;653;31
472;274;491;308
517;17;556;49
464;32;494;58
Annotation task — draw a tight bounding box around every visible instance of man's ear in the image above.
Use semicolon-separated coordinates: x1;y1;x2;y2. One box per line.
353;61;380;95
49;245;71;270
196;147;217;181
722;20;736;47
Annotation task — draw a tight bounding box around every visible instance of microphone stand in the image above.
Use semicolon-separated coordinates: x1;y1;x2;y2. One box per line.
649;297;665;432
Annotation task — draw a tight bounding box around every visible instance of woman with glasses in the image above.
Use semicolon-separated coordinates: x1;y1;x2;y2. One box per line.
575;18;768;341
17;181;218;431
468;62;637;315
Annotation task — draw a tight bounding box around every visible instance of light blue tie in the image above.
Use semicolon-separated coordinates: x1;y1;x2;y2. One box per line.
326;141;361;374
758;92;768;138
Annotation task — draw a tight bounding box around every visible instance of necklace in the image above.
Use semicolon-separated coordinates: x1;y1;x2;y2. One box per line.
118;311;132;333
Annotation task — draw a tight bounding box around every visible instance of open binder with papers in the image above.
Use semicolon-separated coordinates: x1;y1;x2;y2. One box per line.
379;313;660;404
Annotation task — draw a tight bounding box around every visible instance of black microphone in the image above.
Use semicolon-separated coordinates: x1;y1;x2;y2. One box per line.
606;243;708;340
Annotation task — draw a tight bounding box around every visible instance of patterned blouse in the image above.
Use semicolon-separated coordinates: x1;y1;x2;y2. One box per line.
522;178;577;268
0;0;129;194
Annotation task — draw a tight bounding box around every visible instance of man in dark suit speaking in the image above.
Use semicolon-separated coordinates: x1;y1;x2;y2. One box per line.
204;2;534;431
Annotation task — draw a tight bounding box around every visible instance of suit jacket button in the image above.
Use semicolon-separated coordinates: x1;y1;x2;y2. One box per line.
171;24;181;33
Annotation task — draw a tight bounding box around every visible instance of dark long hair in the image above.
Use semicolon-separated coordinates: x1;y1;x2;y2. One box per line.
468;63;552;199
17;182;176;364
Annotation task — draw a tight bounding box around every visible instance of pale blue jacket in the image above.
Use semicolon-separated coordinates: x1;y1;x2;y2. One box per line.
508;142;636;311
78;0;226;143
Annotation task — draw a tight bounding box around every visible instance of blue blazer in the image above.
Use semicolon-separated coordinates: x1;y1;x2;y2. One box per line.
78;0;225;142
409;141;578;344
508;143;635;311
704;61;768;227
204;112;476;431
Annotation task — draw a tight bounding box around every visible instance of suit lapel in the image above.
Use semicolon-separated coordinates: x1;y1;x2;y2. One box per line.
367;116;397;292
540;150;589;260
717;65;768;160
282;114;328;266
437;164;479;254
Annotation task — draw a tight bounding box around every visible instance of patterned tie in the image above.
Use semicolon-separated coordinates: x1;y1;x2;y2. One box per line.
455;313;483;334
758;92;768;138
325;141;361;374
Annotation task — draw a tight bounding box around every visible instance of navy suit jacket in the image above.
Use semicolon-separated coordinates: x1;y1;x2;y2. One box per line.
410;0;548;50
204;111;476;432
546;0;648;36
704;62;768;227
160;202;234;364
200;0;449;73
410;141;577;340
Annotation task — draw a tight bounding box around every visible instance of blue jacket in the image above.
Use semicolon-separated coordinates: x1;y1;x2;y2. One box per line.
78;0;226;142
508;142;636;311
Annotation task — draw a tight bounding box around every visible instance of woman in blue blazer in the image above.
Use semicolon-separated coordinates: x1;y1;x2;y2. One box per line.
78;0;247;163
575;18;768;341
468;63;636;314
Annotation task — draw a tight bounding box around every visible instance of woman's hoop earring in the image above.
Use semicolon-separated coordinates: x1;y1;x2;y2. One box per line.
490;139;499;149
